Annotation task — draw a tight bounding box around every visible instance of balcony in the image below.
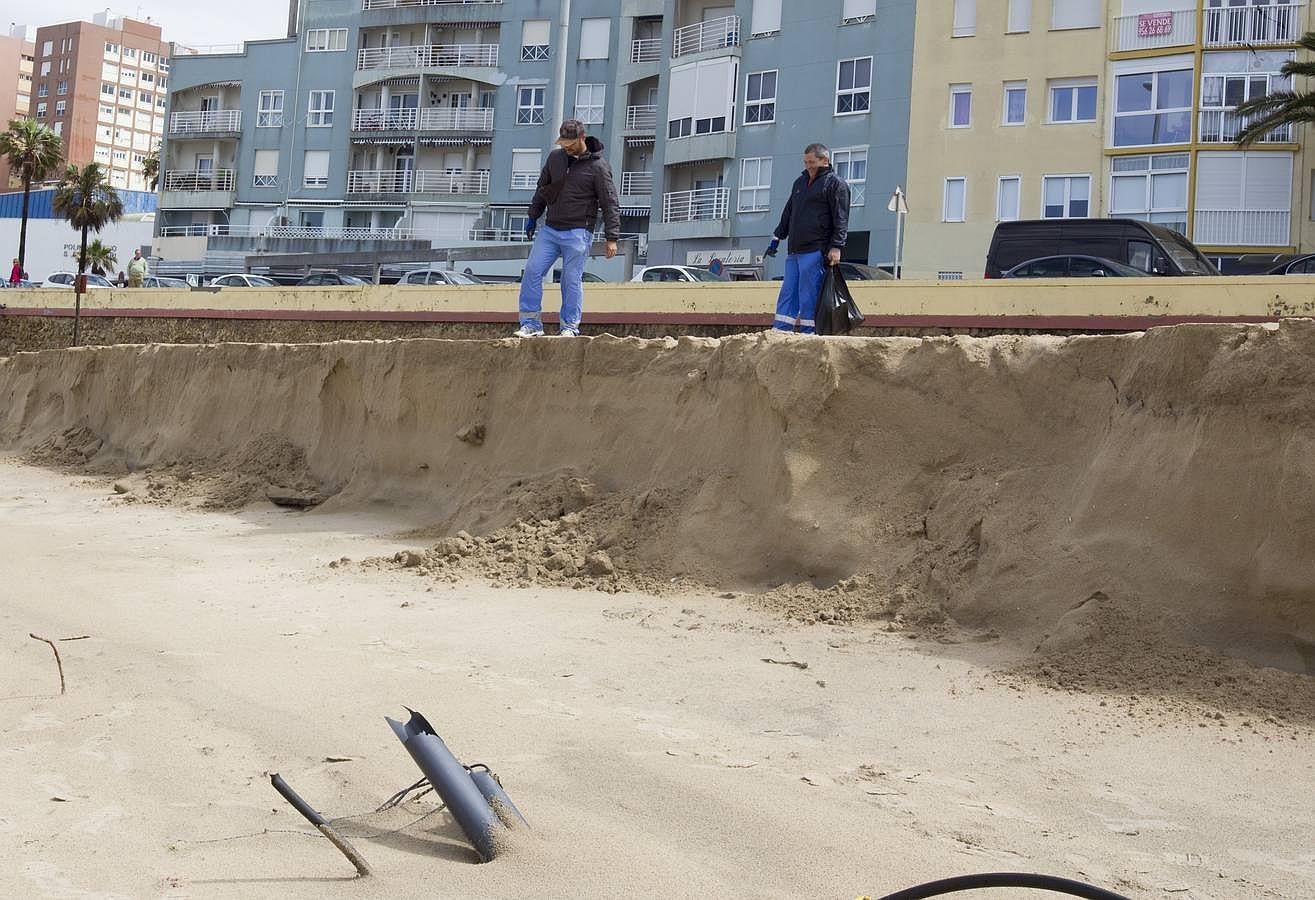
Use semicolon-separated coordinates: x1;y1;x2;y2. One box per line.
346;169;490;195
631;38;661;64
1110;8;1195;52
1194;209;1291;246
160;223;420;240
620;171;654;197
362;0;503;8
351;107;494;132
625;105;657;131
1203;3;1303;47
357;43;498;70
160;169;235;209
672;16;740;59
169;109;241;135
1198;109;1293;144
662;187;729;223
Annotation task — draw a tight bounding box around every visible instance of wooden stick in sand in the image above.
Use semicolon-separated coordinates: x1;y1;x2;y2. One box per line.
269;773;372;877
29;633;65;695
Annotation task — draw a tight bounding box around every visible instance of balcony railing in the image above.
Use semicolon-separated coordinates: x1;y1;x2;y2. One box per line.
169;109;241;133
510;172;538;189
357;43;498;70
363;0;502;8
1110;8;1196;52
625;105;657;130
662;187;729;223
621;171;654;196
163;169;235;191
470;228;532;242
1198;108;1293;143
1203;3;1303;47
1194;209;1291;246
672;15;740;58
351;107;495;131
347;169;490;194
630;38;661;63
159;224;422;240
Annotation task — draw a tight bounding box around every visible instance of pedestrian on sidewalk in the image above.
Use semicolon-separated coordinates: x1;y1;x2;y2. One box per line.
764;143;850;334
9;258;20;285
127;249;148;288
515;119;620;337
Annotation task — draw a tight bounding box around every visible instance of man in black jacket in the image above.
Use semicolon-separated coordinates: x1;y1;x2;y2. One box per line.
516;119;621;337
764;143;850;334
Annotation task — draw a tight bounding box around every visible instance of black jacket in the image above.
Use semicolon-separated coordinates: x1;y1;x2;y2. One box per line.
773;167;850;254
527;136;621;241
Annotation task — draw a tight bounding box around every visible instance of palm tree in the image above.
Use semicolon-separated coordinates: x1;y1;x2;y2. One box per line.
1235;32;1315;146
141;144;160;191
0;118;64;278
84;238;118;277
53;163;124;346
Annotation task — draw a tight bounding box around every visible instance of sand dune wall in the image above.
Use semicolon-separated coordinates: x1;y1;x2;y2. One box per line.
1;324;1312;670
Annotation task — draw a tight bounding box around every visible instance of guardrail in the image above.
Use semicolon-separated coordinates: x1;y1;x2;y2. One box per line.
363;0;501;8
357;43;498;70
1109;8;1195;52
351;107;495;131
662;187;729;223
672;15;739;58
625;105;657;130
347;169;491;194
1194;209;1291;246
158;224;422;240
1198;109;1292;144
1203;3;1303;46
631;38;661;63
621;171;654;195
169;109;241;133
163;170;235;192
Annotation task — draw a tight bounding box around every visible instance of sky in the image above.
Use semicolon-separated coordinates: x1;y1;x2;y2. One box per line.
2;1;287;48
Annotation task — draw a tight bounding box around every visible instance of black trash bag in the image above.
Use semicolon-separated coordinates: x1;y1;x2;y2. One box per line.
814;265;865;336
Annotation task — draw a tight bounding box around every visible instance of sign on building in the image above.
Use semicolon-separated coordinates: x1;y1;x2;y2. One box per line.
686;249;751;266
1137;11;1174;37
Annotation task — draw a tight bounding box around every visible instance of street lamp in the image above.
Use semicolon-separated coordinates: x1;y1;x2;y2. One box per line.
888;186;909;279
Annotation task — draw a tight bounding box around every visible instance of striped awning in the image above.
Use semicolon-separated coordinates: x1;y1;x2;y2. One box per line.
418;137;493;146
351;136;415;145
620;207;652;217
625;136;657;147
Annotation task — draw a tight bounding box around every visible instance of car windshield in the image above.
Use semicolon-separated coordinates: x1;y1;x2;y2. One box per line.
336;274;366;285
687;268;725;282
249;276;279;286
88;274;113;286
446;271;480;285
1157;230;1218;275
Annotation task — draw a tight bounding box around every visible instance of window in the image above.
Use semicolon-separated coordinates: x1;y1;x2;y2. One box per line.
521;20;550;61
143;52;156;64
55;100;65;116
1049;79;1097;123
141;72;154;84
842;0;877;23
950;84;972;127
1003;82;1027;125
752;0;782;35
953;0;977;37
517;87;545;124
1114;68;1192;146
738;157;773;212
511;149;542;189
258;90;284;127
745;70;777;124
1042;175;1090;218
35;102;46;118
1110;153;1188;234
253;149;279;188
303;150;330;188
57;80;67;95
42;41;52;57
123;47;136;60
574;83;605;124
666;58;736;139
997;176;1021;221
37;84;48;98
1201;56;1291;143
944;178;967;222
104;42;117;55
39;61;50;77
832;147;867;205
1051;0;1100;29
836;57;872;116
308;90;334;127
1195;151;1293;245
119;87;133;100
579;18;611;59
305;29;348;52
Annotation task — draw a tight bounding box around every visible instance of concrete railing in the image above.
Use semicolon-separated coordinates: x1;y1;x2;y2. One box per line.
672;15;739;58
169;109;241;133
357;43;498;70
662;187;729;223
163;169;235;192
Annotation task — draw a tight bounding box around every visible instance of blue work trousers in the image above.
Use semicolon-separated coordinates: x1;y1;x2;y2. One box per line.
773;250;826;334
518;225;592;332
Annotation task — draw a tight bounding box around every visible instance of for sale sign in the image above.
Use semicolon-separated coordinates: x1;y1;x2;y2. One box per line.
1137;11;1174;37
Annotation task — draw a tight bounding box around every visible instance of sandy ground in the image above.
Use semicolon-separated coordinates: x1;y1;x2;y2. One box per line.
1;461;1312;900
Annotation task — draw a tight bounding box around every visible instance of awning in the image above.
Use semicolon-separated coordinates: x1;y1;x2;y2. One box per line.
351;136;415;145
418;137;492;146
287;199;345;207
620;206;652;217
625;136;657;147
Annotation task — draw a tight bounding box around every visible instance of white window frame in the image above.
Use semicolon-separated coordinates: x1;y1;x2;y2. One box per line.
253;149;280;188
842;0;877;24
521;20;551;61
832;146;868;206
738;156;773;212
949;84;972;128
953;0;977;37
1048;78;1098;124
1051;0;1101;31
258;90;284;128
997;175;1022;221
835;56;872;117
943;177;967;222
752;0;784;35
1112;66;1194;148
1109;153;1189;234
579;18;611;60
574;83;606;125
305;28;348;53
1008;0;1033;33
1041;174;1091;218
308;90;334;127
511;149;542;190
744;69;777;125
302;150;330;188
517;86;545;125
1003;81;1027;125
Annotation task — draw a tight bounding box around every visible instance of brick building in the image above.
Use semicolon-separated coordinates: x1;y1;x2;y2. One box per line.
0;26;37;188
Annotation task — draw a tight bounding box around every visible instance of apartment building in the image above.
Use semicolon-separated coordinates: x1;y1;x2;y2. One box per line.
31;14;172;193
0;26;37;188
156;0;913;271
905;0;1315;279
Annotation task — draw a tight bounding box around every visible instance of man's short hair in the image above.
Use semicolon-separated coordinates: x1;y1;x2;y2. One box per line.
804;143;831;161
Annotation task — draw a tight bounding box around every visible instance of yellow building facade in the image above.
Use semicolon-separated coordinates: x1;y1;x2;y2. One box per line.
905;0;1315;279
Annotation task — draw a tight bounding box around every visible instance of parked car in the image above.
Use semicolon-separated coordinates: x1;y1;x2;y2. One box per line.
142;275;191;288
837;262;894;281
985;219;1218;278
630;265;728;283
208;274;280;288
397;269;483;286
1263;253;1315;275
41;272;115;289
552;270;606;283
296;272;368;286
0;279;38;289
1003;255;1146;278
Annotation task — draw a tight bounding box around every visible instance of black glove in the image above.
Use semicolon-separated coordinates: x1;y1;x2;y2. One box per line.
525;220;537;241
765;238;780;258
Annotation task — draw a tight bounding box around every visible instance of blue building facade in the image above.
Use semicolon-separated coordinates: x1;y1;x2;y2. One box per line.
0;187;157;219
159;0;913;272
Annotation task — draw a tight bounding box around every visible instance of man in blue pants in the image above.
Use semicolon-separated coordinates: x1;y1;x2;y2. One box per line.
765;143;851;334
515;119;621;337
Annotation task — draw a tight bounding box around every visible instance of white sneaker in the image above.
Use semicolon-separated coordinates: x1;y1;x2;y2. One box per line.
513;325;543;338
558;326;580;337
